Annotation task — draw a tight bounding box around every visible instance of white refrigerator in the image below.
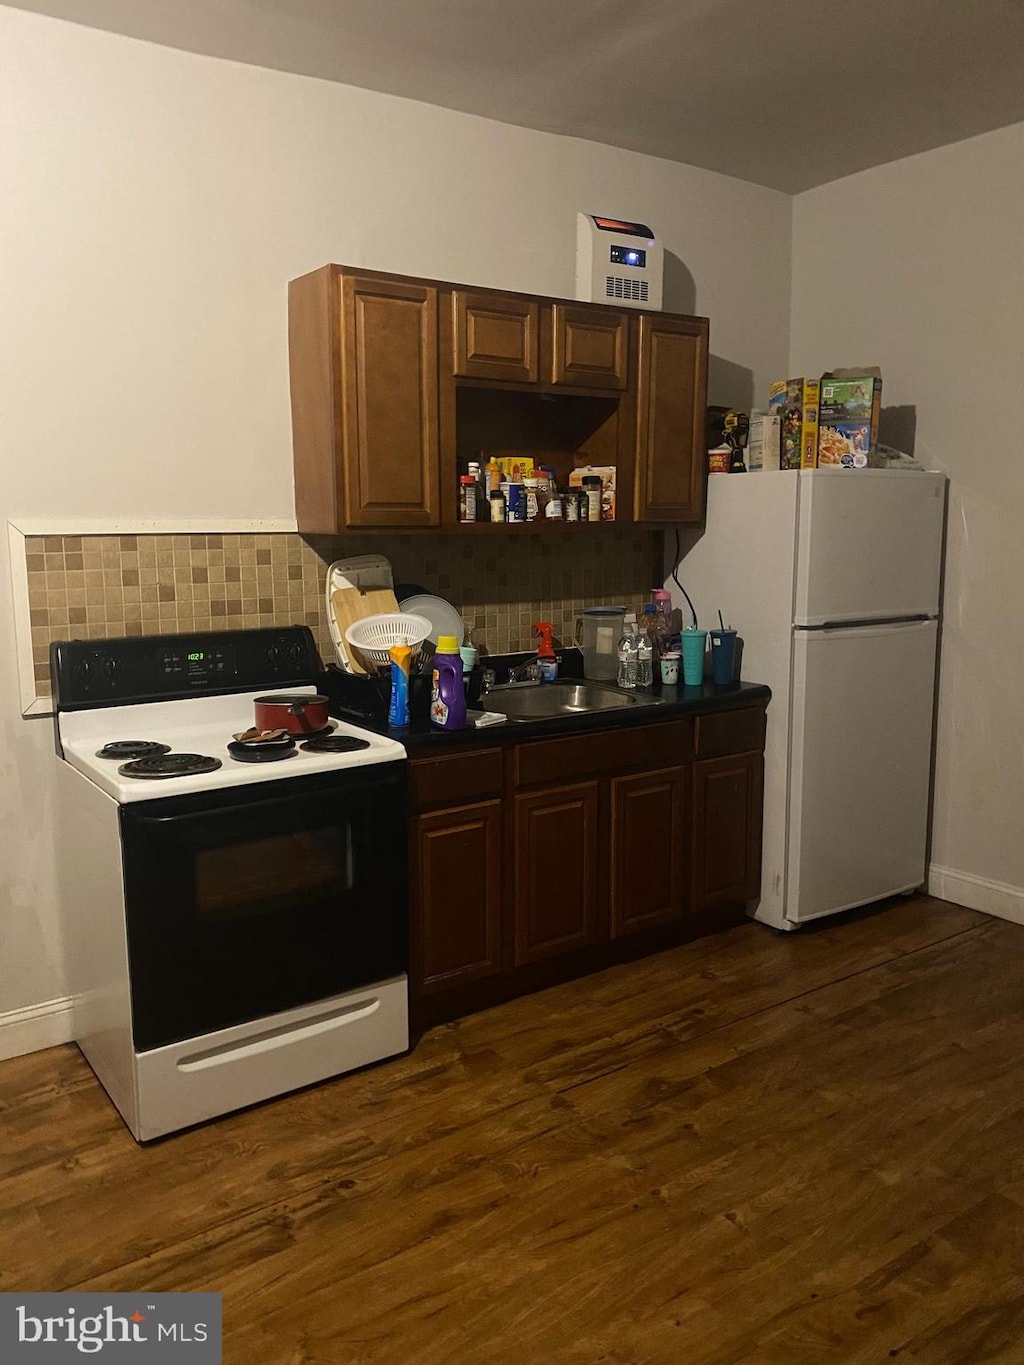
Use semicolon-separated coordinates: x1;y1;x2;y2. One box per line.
673;469;946;931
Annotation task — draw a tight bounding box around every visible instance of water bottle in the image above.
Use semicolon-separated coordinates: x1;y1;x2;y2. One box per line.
616;614;639;689
635;625;653;688
643;602;672;661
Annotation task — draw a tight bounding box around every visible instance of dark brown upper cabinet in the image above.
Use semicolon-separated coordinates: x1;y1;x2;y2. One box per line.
288;264;709;532
452;290;539;383
551;304;628;390
289;267;439;531
634;313;709;523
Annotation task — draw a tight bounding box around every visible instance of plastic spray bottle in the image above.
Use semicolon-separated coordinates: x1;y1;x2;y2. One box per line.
533;622;558;682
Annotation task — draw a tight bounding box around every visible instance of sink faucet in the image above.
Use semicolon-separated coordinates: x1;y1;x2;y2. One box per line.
508;662;542;684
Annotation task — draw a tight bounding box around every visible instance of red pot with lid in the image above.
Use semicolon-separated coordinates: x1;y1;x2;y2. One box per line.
252;693;330;735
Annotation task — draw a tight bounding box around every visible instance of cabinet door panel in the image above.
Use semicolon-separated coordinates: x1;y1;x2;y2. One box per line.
412;800;502;997
610;766;687;936
692;752;764;911
551;305;628;389
453;291;539;383
341;275;439;526
513;782;600;965
635;314;708;522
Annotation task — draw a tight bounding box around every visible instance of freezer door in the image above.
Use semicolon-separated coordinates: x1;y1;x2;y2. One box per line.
787;619;938;923
794;470;945;625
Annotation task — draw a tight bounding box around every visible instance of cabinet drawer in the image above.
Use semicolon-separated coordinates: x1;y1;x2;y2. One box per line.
409;748;503;809
551;304;628;390
693;707;766;760
513;719;691;788
452;291;539;383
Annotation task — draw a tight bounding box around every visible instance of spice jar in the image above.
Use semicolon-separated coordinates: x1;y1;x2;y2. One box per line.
459;475;477;523
582;475;603;522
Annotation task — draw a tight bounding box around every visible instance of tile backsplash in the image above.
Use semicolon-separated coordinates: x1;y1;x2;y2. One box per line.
26;529;662;698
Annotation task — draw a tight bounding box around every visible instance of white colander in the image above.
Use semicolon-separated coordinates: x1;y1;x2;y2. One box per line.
344;613;431;667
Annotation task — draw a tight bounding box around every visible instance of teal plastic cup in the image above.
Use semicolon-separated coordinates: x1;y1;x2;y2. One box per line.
680;629;707;685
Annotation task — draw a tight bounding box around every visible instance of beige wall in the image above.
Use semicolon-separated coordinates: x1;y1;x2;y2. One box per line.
790;122;1024;915
0;6;792;1034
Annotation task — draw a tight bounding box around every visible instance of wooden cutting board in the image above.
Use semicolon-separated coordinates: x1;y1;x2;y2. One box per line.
330;586;400;674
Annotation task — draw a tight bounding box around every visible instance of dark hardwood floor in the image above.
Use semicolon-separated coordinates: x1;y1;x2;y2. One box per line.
4;896;1024;1363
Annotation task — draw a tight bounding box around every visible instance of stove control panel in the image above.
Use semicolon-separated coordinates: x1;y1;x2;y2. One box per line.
162;644;237;680
51;626;320;710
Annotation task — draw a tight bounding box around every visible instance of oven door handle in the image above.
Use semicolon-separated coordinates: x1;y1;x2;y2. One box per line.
130;780;398;829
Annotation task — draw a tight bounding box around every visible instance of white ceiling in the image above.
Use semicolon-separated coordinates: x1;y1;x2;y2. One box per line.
8;0;1024;192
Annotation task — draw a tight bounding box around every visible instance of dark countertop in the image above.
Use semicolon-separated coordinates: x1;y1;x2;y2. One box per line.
396;678;770;752
321;658;770;753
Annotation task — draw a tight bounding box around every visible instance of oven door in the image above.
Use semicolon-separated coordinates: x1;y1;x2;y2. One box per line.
119;763;408;1051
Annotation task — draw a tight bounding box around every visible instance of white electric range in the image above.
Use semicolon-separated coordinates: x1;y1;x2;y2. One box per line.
51;626;409;1142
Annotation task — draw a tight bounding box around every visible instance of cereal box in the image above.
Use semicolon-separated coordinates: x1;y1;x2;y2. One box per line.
817;370;882;468
747;412;781;471
768;379;820;470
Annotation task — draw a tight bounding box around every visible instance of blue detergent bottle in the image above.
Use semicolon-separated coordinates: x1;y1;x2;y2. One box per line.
429;634;467;730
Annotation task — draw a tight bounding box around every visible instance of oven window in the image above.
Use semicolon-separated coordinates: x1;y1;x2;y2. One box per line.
195;826;354;919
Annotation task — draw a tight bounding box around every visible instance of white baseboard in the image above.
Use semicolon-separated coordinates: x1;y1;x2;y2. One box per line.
0;996;75;1062
928;864;1024;927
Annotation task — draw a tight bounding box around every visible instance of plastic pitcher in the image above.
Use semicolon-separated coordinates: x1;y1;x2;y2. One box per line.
574;606;626;681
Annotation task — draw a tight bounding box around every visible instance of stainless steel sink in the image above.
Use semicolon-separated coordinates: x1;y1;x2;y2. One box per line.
480;680;665;721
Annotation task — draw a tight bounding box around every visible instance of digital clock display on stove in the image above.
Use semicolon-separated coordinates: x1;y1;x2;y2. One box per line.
161;645;236;679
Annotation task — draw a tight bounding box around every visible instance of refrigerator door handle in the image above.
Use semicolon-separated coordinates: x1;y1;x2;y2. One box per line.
801;616;935;635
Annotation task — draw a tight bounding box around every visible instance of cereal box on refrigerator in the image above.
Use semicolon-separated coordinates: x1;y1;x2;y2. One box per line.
747;411;781;471
817;370;883;468
768;379;820;470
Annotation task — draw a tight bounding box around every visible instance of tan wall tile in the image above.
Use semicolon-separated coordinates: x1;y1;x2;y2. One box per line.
18;527;663;696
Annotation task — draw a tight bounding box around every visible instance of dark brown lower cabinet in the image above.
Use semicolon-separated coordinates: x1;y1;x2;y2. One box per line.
610;765;687;937
513;781;601;965
408;702;767;1024
691;751;764;912
411;799;502;996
